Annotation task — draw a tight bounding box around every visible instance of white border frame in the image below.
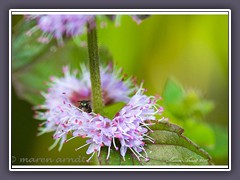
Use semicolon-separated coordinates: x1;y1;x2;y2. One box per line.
9;9;231;171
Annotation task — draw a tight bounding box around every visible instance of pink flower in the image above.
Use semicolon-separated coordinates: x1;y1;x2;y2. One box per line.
33;64;166;162
25;14;150;45
25;15;94;45
34;63;135;151
54;86;165;162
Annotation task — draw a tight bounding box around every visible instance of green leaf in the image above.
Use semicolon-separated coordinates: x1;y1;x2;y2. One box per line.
162;78;185;105
182;119;215;148
205;125;228;165
12;19;57;71
98;122;213;165
161;79;187;117
162;78;214;119
161;78;215;150
183;90;214;118
99;148;142;165
103;102;126;119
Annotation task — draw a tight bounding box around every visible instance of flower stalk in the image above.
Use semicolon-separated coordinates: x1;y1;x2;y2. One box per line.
87;19;104;114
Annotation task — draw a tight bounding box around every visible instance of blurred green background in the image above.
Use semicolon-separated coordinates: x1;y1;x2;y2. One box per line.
12;14;229;165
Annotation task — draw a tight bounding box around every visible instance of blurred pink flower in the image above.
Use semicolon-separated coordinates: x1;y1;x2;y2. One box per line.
25;15;94;45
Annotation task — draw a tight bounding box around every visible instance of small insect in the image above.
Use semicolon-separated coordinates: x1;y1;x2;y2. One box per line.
78;100;92;113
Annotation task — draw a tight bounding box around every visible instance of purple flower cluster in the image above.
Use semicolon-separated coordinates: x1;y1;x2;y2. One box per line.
25;14;149;45
34;63;135;151
35;64;165;162
36;83;164;162
26;15;94;45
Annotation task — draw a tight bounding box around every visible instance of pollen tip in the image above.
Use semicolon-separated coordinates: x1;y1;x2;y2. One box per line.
145;158;150;162
82;135;86;138
62;66;68;73
49;76;55;81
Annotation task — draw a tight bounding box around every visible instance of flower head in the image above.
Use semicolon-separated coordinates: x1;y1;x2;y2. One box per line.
33;60;166;162
35;79;165;162
25;15;94;45
25;14;150;45
34;63;135;151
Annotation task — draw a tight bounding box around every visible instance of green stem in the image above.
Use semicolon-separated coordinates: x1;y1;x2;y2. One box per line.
87;20;104;114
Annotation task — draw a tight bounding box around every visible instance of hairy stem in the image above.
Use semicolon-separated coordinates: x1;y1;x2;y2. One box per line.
87;19;104;114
